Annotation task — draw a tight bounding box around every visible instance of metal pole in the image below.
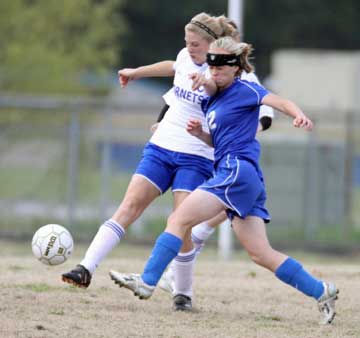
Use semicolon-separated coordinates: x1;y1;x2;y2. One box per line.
303;127;319;241
217;0;245;260
67;111;80;225
344;109;354;239
99;109;112;220
228;0;244;36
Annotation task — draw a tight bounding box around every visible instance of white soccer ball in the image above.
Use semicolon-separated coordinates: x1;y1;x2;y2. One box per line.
31;224;74;266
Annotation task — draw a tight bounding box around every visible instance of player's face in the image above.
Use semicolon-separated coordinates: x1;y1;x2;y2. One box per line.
185;30;210;65
208;47;239;90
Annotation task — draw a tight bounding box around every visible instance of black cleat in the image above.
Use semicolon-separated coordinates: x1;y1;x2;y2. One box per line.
62;265;92;288
173;294;192;312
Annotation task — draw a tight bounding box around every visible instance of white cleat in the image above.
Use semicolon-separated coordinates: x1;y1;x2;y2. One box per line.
158;269;174;294
317;282;339;324
109;270;155;300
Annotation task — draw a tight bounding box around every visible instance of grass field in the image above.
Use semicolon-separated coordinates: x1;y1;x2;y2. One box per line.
1;240;359;338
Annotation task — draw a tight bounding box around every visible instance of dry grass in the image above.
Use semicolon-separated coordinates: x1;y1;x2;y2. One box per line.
0;241;359;338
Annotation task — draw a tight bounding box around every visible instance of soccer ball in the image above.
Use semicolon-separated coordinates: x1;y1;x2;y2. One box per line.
31;224;74;266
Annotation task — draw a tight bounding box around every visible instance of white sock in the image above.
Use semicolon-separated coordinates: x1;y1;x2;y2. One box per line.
80;219;125;274
172;248;196;298
162;262;175;293
191;222;215;252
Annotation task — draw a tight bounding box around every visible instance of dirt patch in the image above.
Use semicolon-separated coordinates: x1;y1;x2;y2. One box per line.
0;242;359;338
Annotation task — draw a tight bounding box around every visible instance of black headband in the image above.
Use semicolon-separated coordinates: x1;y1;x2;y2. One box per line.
190;20;218;39
206;53;241;67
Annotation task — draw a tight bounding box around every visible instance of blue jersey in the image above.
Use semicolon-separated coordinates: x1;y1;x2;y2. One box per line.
201;79;269;168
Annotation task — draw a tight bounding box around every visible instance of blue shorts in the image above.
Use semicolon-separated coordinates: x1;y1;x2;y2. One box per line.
198;155;270;222
135;143;214;194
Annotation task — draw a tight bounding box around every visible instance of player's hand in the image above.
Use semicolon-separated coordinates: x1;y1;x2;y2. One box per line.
150;123;159;133
118;68;138;88
186;119;203;136
189;72;207;91
293;114;313;131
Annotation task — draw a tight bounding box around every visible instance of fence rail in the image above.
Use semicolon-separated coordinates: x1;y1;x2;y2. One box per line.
0;94;359;249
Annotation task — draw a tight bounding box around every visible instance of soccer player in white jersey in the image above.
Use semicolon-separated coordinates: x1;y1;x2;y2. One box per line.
109;36;339;325
61;13;237;304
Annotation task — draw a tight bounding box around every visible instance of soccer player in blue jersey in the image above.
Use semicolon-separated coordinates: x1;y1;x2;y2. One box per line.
109;36;339;325
153;21;274;304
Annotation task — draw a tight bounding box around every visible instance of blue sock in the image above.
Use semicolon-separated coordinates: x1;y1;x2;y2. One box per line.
275;257;324;300
141;232;182;286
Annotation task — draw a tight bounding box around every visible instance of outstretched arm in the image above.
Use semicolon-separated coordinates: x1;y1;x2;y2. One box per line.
118;61;175;88
186;119;213;147
262;94;313;131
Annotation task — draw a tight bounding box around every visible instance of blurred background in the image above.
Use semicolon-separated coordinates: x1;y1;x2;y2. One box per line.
0;0;359;255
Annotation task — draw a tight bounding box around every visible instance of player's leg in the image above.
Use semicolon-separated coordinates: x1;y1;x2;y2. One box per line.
232;216;287;271
232;215;338;324
167;191;195;310
62;143;172;288
62;175;161;288
159;210;228;296
163;156;213;310
110;189;225;299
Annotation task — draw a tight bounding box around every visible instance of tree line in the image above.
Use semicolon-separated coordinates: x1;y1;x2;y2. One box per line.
0;0;359;94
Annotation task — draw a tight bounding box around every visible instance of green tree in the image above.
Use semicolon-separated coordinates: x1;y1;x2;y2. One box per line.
0;0;125;94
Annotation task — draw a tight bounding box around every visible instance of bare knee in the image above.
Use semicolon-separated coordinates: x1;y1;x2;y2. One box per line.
166;212;191;237
113;197;146;228
246;246;274;269
248;250;265;266
167;212;183;228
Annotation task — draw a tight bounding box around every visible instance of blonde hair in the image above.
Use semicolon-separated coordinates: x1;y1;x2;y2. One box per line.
217;16;241;41
211;36;254;74
185;12;238;43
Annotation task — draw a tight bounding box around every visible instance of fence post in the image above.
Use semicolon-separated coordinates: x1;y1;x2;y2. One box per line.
67;111;80;225
99;109;113;220
218;219;233;260
344;109;355;238
303;127;319;240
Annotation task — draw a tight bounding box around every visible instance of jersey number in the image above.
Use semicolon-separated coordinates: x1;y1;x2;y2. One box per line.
207;110;217;130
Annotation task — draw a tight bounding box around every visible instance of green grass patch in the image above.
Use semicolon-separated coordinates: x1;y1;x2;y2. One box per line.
49;309;65;316
8;265;27;271
19;283;57;292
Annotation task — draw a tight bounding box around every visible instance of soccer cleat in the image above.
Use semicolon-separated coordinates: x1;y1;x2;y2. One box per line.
173;294;192;311
317;282;339;324
158;269;174;294
109;270;155;300
61;264;91;288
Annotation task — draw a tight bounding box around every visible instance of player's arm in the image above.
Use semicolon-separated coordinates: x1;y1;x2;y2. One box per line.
156;104;170;122
262;94;313;130
186;119;213;147
189;73;217;96
257;116;272;132
150;104;170;133
118;61;175;88
257;99;274;132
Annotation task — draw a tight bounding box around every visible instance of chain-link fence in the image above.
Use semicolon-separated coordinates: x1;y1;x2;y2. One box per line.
0;94;359;249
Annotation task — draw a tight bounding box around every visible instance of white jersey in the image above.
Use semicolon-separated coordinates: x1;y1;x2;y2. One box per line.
162;68;274;120
150;48;214;160
162;87;175;106
151;49;274;160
